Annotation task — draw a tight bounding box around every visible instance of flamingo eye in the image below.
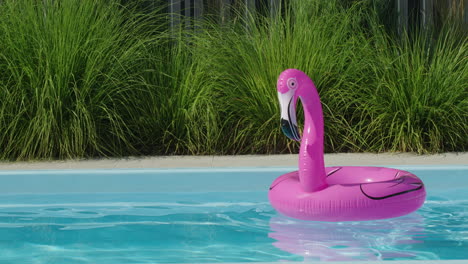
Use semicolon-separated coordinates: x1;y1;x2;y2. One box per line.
287;78;297;90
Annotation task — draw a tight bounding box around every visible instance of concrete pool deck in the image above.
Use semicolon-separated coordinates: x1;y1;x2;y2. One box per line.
0;152;466;170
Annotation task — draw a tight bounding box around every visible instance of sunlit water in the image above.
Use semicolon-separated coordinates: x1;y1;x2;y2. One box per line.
0;170;466;263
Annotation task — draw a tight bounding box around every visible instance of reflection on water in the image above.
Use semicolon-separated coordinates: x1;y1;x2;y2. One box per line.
269;214;437;261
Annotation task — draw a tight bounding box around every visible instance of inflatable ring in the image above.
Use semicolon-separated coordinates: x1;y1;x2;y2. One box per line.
269;69;426;221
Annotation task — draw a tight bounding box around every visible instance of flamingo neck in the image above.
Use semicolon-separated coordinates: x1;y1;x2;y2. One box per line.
298;87;327;192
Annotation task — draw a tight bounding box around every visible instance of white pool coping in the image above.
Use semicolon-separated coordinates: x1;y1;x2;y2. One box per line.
0;152;466;170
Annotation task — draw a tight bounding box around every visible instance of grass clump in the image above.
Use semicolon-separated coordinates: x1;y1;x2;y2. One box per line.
0;0;163;159
132;33;224;155
352;24;468;153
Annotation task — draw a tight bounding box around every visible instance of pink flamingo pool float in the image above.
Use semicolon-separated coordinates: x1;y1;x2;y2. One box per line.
269;69;426;221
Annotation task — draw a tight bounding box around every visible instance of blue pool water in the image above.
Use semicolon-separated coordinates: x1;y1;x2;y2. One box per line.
0;166;466;263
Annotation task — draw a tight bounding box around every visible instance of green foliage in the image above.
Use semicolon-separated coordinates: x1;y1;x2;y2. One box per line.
0;0;164;159
194;0;375;153
194;0;467;154
0;0;466;160
132;33;224;155
353;24;468;153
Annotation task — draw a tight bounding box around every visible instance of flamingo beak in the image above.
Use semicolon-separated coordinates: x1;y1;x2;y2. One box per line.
278;91;301;141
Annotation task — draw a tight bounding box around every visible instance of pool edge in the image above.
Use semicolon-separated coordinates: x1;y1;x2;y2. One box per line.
0;153;467;170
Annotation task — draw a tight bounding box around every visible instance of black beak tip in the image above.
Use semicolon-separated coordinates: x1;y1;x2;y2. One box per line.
280;119;301;141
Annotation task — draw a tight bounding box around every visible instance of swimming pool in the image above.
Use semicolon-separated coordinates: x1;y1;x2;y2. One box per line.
0;166;466;263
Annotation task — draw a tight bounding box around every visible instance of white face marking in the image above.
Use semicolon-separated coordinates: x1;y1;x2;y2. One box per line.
278;89;297;126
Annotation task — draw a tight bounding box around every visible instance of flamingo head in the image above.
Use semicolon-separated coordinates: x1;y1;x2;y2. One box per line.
276;69;311;142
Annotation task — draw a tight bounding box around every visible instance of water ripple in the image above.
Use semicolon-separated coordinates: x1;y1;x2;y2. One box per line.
0;191;466;263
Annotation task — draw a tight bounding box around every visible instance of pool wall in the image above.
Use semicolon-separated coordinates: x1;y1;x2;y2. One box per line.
0;165;466;194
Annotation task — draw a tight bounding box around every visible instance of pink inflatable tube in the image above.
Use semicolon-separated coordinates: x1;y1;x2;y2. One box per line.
269;69;426;221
